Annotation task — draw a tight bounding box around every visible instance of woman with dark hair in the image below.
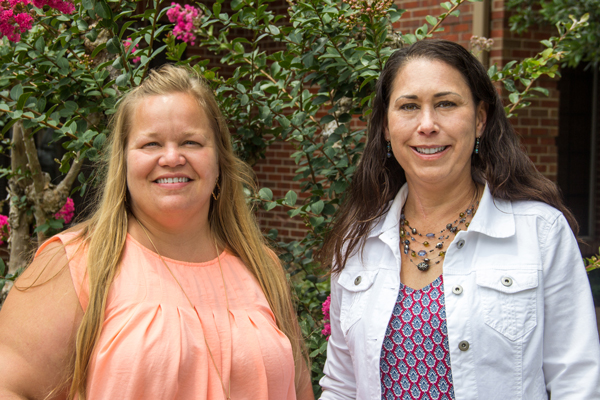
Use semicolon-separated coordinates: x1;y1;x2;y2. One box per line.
318;39;600;399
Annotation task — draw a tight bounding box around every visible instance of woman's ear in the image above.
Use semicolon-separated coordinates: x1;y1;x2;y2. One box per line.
476;101;488;137
384;121;390;141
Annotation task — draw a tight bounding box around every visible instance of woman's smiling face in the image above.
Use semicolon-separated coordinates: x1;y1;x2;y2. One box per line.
385;58;486;189
126;92;219;227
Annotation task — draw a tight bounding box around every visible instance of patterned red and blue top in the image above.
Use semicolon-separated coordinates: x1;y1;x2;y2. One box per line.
380;275;455;400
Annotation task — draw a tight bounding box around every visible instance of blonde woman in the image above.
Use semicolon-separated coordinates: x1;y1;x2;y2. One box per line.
0;65;313;400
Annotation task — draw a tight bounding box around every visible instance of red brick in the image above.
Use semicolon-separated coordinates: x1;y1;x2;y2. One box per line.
531;109;548;117
540;155;557;163
531;128;550;136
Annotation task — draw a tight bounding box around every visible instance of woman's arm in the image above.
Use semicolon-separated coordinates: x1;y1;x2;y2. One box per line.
319;273;356;400
0;240;83;400
541;214;600;398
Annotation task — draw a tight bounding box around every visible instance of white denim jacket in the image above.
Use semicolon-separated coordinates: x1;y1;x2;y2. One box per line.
320;184;600;400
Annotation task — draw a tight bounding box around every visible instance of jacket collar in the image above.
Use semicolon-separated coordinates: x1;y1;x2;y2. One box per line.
467;184;515;238
369;183;515;239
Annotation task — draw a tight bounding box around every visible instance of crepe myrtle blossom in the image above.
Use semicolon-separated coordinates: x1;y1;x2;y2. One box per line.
322;294;331;339
166;3;202;46
0;0;75;42
0;1;33;42
123;37;141;63
0;215;8;246
32;0;75;14
54;197;75;225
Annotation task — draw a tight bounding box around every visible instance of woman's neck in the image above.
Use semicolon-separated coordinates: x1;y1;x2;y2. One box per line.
403;176;482;229
128;213;219;263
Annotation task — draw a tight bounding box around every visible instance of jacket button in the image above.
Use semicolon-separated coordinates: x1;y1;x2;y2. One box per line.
458;340;470;351
354;276;362;285
501;276;513;287
452;285;463;295
456;239;465;249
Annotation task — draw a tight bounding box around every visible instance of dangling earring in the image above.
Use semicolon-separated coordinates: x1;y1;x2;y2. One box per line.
212;178;221;201
386;141;392;159
474;137;480;155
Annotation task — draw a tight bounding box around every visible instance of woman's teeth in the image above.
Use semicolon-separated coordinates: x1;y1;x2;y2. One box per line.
415;146;446;154
156;177;190;184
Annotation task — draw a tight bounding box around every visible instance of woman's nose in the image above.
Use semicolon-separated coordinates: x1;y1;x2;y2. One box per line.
158;145;186;167
418;107;438;135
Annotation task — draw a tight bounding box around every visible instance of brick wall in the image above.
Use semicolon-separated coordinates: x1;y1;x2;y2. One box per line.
489;0;559;182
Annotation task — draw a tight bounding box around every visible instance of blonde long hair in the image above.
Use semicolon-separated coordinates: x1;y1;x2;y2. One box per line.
68;65;307;398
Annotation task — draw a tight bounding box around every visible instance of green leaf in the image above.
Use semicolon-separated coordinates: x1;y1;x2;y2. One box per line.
213;3;221;15
313;95;329;105
508;92;519;104
425;15;438;25
259;187;273;201
93;133;106;149
106;37;121;54
231;0;243;10
82;0;95;10
532;86;549;96
91;42;106;58
116;73;130;87
33;223;50;234
95;0;111;19
10;84;23;101
285;190;298;206
34;36;45;52
16;92;33;111
268;25;280;35
403;34;417;45
0;258;6;277
48;219;64;229
311;200;324;215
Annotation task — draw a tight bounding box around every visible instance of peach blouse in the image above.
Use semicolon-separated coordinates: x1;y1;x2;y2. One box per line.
41;231;297;399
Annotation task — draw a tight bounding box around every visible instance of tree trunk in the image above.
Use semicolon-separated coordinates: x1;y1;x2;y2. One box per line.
7;121;33;274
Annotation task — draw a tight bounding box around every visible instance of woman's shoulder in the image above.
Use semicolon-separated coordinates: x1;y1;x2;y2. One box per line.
509;198;563;224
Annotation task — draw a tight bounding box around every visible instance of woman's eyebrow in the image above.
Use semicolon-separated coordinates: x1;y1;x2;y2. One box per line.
434;91;462;98
393;91;462;104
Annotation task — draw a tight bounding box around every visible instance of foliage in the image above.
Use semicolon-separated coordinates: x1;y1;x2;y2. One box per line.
507;0;600;67
0;0;593;396
586;248;600;273
0;0;171;271
487;13;590;117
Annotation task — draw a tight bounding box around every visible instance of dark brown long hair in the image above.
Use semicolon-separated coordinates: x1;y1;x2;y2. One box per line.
319;39;577;272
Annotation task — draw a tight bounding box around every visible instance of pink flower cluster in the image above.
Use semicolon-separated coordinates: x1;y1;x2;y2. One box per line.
32;0;75;15
123;37;140;63
0;1;33;42
0;215;8;246
166;3;202;46
54;197;74;225
321;294;331;339
0;0;75;43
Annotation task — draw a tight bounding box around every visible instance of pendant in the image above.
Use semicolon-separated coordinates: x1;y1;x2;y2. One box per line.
416;262;430;272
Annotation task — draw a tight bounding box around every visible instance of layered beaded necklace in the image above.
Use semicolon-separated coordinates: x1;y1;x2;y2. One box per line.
400;200;479;272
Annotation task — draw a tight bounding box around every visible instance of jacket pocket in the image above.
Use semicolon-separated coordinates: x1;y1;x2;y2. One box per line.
476;268;538;341
337;269;379;335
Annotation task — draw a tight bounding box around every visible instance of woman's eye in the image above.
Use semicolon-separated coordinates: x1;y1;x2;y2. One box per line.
143;142;159;148
183;140;201;146
400;103;419;111
437;101;456;108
